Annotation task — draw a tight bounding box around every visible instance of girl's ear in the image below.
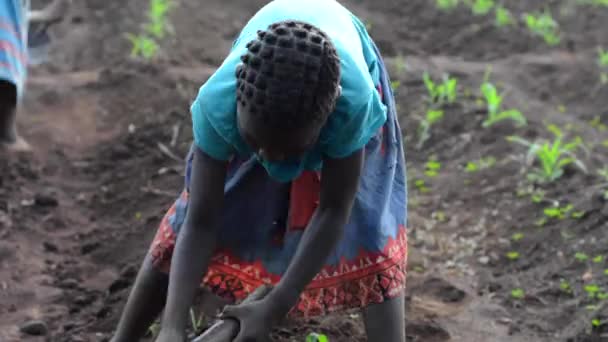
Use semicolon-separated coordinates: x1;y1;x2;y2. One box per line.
336;85;343;98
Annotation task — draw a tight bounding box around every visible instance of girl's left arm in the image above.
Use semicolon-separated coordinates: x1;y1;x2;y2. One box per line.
265;148;364;318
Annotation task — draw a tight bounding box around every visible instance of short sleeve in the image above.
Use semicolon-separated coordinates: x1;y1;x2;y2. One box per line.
191;100;234;161
322;89;387;159
190;33;257;161
320;42;387;159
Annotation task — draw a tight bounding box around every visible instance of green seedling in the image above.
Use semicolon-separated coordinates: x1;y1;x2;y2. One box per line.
507;130;587;183
425;157;442;177
391;81;401;92
594;255;604;263
145;0;174;39
535;217;547;227
575;252;589;262
585;284;601;299
560;280;572;293
592;318;601;328
465;156;496;172
414;179;430;193
524;12;561;46
495;6;515;27
436;0;459;10
417;109;444;149
599;47;608;67
470;0;494;15
423;72;458;106
307;333;329;342
543;204;573;220
506;251;520;260
126;0;174;59
480;82;527;128
148;322;161;339
511;288;525;299
571;211;585;219
190;308;205;335
531;189;545;204
511;232;524;242
432;211;447;222
126;34;160;59
599;47;608;83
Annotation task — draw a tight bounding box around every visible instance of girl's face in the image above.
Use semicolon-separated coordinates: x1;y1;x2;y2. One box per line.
237;103;323;162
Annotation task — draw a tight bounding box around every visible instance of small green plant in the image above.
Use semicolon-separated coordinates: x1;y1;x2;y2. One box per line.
507;128;587;183
571;211;586;219
592;318;601;328
416;109;444;149
465;156;497;172
190;308;205;335
391;80;401;92
145;0;174;39
599;47;608;84
471;0;494;15
126;0;174;59
480;82;527;127
414;179;431;193
307;333;329;342
524;12;561;46
543;203;573;220
436;0;459;10
148;322;161;339
425;157;442;177
599;47;608;67
126;34;160;59
560;280;572;293
594;255;604;263
585;284;601;299
575;252;589;262
423;72;458;106
506;251;520;260
512;232;524;242
495;6;515;27
432;211;447;222
511;288;525;299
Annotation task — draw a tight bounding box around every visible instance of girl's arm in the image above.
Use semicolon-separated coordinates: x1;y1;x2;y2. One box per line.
266;148;364;317
160;147;228;334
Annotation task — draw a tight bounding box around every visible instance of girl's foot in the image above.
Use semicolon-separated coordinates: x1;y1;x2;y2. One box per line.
1;135;32;153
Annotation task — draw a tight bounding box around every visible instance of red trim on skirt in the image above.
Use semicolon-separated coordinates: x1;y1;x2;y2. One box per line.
149;190;408;318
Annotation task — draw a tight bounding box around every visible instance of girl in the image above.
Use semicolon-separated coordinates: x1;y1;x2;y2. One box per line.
112;0;408;341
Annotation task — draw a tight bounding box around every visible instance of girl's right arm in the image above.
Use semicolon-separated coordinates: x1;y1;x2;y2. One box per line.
159;146;228;337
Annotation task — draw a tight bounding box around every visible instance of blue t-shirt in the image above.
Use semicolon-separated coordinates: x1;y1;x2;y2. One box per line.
191;0;387;182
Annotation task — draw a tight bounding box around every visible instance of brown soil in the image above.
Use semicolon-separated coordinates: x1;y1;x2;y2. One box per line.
2;0;608;341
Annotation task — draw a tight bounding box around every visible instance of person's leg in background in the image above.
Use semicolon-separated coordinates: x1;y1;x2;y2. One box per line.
0;80;18;145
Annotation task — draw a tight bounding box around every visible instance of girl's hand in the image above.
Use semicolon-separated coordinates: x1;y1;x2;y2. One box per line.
155;328;186;342
219;297;282;342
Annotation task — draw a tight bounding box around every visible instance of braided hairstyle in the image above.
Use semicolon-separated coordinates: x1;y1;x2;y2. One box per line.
235;20;341;131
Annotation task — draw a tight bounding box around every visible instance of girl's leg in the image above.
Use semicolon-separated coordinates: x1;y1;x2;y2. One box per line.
0;81;18;144
111;253;169;342
362;291;406;342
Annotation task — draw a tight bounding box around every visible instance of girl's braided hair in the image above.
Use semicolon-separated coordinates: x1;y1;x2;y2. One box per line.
235;20;341;130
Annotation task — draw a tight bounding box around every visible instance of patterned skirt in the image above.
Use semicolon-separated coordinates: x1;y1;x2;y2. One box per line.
150;42;409;318
0;0;28;99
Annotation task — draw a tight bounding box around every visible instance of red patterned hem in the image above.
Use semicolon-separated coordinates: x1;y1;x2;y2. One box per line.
150;204;408;318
